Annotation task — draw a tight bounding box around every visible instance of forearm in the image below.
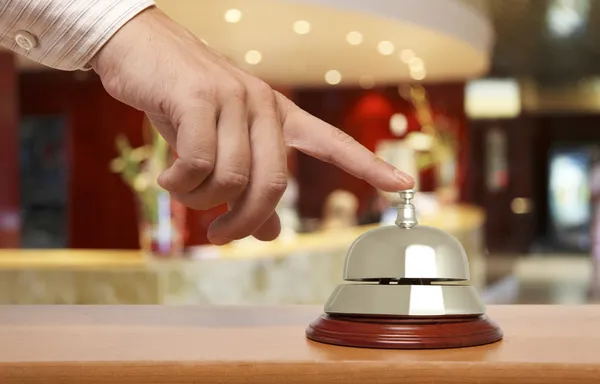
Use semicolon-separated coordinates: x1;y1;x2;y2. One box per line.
0;0;155;71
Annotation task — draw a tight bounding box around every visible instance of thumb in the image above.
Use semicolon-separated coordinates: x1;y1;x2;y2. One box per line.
275;93;415;192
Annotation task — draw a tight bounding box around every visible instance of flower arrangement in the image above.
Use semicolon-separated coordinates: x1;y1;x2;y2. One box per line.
402;85;459;202
110;120;169;224
109;119;184;257
403;85;458;170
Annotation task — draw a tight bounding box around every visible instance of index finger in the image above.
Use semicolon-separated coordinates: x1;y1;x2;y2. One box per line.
275;93;415;192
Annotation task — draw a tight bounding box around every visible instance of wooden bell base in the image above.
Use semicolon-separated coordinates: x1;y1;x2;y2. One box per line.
306;313;503;349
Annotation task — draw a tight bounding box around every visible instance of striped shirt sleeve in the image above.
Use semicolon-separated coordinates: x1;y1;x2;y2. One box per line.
0;0;155;71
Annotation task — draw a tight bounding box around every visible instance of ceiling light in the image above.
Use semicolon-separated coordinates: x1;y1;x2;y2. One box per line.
511;197;532;215
377;41;395;55
409;57;425;72
224;9;242;23
200;38;208;46
547;0;589;38
359;75;375;89
389;113;408;136
346;31;363;45
400;49;415;63
325;70;342;85
411;69;426;81
245;50;262;65
465;79;521;118
293;20;311;35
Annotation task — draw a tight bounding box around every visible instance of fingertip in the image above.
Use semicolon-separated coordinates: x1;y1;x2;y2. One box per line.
157;157;211;194
252;213;281;241
208;236;233;246
207;209;281;244
156;171;169;191
368;166;416;193
206;211;233;245
394;169;416;190
156;160;182;192
207;213;239;244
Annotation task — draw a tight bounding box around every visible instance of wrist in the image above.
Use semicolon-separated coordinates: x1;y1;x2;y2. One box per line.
89;6;161;76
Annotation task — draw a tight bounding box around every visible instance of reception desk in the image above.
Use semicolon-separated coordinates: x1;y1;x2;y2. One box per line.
0;204;485;305
1;305;599;383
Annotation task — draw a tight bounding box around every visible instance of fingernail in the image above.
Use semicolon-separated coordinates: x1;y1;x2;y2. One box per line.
211;237;232;246
394;169;415;187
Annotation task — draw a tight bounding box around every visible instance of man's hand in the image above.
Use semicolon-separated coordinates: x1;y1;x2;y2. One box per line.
91;6;414;245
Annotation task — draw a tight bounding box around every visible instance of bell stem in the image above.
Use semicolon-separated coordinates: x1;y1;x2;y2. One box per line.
395;189;418;228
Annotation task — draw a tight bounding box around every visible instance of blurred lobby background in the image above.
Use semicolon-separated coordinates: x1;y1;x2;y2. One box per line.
1;0;600;306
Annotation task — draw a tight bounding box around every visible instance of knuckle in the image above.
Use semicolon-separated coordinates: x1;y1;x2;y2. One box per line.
183;154;215;174
332;128;356;147
217;169;250;192
222;80;247;102
252;80;275;103
250;81;277;122
188;82;219;105
204;83;219;100
261;172;288;199
172;89;218;129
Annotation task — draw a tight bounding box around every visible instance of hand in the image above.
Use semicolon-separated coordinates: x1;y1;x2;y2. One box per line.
90;6;414;245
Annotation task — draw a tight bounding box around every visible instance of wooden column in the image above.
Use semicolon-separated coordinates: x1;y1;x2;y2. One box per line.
0;52;20;248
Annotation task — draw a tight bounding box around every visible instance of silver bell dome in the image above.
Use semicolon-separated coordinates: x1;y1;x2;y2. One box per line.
324;190;486;317
343;225;470;282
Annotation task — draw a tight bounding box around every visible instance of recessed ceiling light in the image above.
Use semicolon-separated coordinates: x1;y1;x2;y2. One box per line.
547;0;588;38
411;69;426;81
325;70;342;85
359;75;375;89
200;38;208;46
409;57;425;72
245;50;262;65
346;31;363;45
377;41;395;56
400;49;415;63
224;9;242;23
293;20;311;35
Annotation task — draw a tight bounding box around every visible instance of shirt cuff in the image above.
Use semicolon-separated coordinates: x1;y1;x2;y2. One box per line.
0;0;156;71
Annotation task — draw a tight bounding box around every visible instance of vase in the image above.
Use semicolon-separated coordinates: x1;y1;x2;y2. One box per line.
136;188;186;259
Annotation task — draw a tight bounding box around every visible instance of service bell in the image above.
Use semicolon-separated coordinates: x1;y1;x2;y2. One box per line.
306;190;503;349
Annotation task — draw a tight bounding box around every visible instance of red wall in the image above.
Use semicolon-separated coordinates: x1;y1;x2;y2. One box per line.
293;83;468;218
0;53;20;248
20;71;145;249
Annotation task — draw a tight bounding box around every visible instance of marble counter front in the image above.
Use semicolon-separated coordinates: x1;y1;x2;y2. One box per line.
0;204;486;305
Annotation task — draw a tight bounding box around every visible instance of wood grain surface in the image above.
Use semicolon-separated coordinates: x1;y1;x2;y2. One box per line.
0;305;599;383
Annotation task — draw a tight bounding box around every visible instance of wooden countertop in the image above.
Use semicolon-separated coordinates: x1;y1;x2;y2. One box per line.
0;204;485;270
1;305;598;383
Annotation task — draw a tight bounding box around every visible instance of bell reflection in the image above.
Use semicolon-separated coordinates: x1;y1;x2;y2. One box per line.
405;244;436;278
409;285;445;315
